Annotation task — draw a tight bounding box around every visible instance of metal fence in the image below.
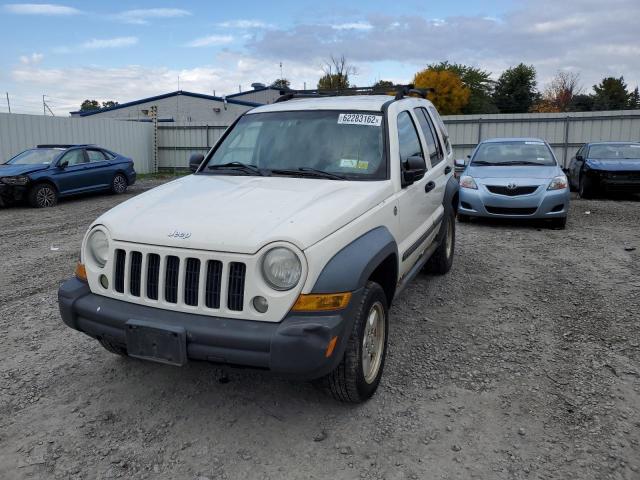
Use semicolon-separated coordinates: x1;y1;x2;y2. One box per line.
0;113;154;173
2;110;639;174
442;110;640;166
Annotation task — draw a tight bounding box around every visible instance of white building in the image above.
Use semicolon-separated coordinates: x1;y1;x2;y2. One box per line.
70;91;261;124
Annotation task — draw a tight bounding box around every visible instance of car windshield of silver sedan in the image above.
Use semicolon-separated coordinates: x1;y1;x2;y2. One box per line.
471;141;556;166
203;110;386;180
588;144;640;159
7;148;64;165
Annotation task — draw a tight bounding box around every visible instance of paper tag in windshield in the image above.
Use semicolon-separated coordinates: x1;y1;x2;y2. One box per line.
338;113;382;126
630;144;640;148
525;141;545;145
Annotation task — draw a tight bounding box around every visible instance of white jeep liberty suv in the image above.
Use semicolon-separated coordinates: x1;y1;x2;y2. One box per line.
58;87;459;403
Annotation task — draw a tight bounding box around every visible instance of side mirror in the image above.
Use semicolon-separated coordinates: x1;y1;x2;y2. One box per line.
454;158;466;168
575;154;584;161
58;160;69;169
189;153;205;173
466;154;471;159
402;155;426;186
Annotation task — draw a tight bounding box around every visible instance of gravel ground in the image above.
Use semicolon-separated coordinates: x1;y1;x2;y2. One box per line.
0;180;639;480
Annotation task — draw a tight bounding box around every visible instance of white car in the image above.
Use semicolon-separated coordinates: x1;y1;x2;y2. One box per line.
58;89;460;402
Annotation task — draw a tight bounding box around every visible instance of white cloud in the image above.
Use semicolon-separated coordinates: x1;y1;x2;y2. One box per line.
331;21;373;31
116;8;191;25
216;19;271;29
185;35;234;48
82;37;138;49
19;52;44;65
3;3;81;15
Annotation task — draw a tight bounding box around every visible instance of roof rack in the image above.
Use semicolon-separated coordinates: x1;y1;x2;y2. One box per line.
274;84;435;103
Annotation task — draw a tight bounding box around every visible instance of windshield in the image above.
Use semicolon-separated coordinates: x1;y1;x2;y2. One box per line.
588;144;640;159
471;141;556;166
6;148;63;165
203;110;386;180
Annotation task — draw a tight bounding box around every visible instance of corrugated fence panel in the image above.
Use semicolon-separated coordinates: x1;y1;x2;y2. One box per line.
0;113;153;173
158;123;228;169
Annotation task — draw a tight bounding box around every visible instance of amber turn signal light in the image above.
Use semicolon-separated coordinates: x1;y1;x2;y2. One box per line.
325;336;338;358
291;292;352;312
74;262;87;282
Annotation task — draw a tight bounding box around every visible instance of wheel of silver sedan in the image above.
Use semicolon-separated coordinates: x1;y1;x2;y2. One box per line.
362;301;386;384
112;174;127;194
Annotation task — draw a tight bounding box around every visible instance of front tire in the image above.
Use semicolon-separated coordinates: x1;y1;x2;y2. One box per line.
579;174;595;199
28;183;58;208
111;173;128;194
426;210;455;275
316;282;388;403
550;216;567;229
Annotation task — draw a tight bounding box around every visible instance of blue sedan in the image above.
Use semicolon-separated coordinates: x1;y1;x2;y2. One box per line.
456;138;570;229
567;142;640;198
0;144;136;208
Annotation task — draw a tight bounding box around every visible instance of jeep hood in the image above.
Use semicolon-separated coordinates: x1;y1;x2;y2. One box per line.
96;174;394;254
0;163;49;176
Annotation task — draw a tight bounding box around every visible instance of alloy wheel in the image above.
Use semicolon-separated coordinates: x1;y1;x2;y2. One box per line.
37;187;56;207
362;301;386;384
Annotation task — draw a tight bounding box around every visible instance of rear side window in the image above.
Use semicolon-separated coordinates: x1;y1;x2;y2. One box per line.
397;111;423;164
86;149;107;162
414;108;444;166
428;105;452;155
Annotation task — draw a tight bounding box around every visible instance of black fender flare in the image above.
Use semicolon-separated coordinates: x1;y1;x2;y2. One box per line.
311;226;398;294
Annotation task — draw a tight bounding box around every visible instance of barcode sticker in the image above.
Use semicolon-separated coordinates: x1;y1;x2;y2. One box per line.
338;113;382;126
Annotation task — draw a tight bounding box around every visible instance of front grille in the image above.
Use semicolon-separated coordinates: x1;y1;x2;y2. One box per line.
228;262;246;311
486;185;538;196
485;206;537;215
112;249;246;312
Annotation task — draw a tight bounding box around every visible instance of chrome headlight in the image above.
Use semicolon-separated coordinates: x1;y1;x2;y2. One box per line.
87;229;109;268
547;175;568;191
1;175;29;186
261;247;302;291
459;175;478;189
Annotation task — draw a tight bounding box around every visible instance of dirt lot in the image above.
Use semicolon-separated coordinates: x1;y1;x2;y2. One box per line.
0;180;639;480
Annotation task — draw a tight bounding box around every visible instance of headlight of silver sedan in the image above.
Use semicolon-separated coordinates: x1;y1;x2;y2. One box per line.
547;175;568;190
261;247;302;291
1;175;30;186
86;228;109;268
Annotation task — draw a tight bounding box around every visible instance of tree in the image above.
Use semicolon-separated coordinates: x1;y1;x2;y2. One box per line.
493;64;538;113
271;78;291;90
317;55;357;90
413;69;470;115
80;99;100;112
629;87;640;109
101;101;119;109
372;79;394;89
568;94;595;112
427;62;496;114
592;76;630;110
533;71;582;112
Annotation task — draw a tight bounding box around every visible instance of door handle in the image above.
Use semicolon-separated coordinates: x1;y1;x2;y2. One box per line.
424;181;436;193
444;166;452;174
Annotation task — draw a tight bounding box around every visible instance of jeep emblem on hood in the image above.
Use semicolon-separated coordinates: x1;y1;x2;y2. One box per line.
168;230;191;239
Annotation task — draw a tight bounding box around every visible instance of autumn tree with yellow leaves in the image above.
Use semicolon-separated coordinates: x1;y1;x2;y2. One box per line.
413;69;470;114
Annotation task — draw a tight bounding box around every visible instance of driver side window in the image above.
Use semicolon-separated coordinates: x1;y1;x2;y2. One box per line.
397;111;424;164
61;149;86;167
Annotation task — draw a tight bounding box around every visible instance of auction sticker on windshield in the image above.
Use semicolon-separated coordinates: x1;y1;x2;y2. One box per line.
338;113;382;126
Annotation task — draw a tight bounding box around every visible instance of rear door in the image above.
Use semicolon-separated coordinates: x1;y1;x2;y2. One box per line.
51;149;92;195
84;148;114;190
421;106;452;205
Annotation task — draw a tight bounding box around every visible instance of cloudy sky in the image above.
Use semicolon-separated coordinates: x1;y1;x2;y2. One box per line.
1;0;639;115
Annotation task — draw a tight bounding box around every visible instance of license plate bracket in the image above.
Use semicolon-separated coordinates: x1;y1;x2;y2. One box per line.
125;320;187;366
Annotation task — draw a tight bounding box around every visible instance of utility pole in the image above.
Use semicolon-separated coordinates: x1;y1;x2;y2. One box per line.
280;62;283;79
5;92;10;113
43;94;46;115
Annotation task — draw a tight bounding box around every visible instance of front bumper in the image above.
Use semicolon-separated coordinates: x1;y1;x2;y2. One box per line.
589;171;640;192
459;185;570;219
58;278;360;380
0;184;27;205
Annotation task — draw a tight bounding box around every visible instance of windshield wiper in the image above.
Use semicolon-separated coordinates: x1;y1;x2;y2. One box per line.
271;168;347;180
499;161;547;166
207;162;269;176
471;160;497;166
